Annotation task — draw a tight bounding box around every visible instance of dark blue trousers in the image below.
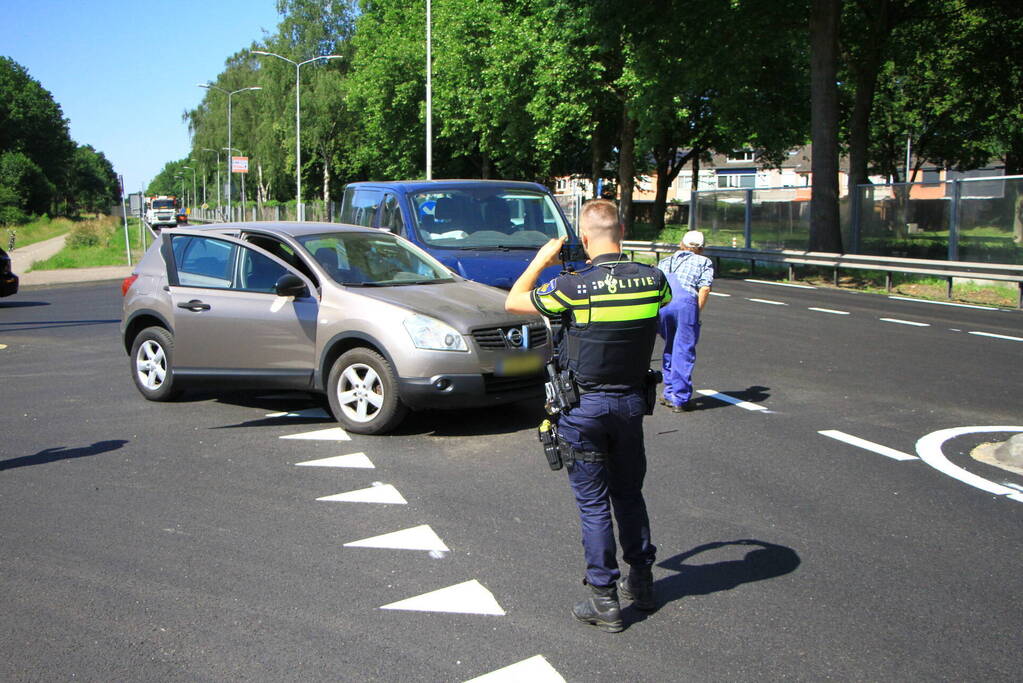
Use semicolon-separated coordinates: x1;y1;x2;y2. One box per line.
659;291;701;406
557;391;656;587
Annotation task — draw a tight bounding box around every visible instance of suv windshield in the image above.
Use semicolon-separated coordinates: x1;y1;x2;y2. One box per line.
298;232;455;286
410;189;568;249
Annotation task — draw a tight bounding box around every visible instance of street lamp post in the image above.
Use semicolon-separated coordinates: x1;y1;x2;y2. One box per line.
182;165;197;213
426;0;433;180
198;83;262;221
175;174;186;209
202;148;221;217
251;50;342;221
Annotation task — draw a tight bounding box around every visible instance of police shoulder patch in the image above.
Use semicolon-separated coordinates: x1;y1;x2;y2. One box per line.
537;278;558;295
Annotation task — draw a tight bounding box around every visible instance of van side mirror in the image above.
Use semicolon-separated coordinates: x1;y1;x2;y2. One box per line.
275;273;308;298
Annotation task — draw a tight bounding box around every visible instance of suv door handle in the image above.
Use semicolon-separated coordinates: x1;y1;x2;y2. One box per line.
178;299;211;312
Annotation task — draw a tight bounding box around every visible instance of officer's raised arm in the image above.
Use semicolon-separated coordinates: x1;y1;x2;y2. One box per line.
504;236;566;314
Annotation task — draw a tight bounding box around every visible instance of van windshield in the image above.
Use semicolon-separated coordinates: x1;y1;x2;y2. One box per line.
297;232;455;286
409;189;569;249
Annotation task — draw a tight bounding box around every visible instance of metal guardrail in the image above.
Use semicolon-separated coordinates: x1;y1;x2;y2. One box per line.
621;240;1023;308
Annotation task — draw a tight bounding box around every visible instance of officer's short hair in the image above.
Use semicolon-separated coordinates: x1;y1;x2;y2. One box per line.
580;199;622;243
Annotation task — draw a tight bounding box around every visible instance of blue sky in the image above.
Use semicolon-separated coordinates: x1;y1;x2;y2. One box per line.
4;0;283;193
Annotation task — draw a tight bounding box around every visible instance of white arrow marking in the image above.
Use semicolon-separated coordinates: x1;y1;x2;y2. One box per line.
915;426;1023;501
819;430;917;461
280;427;351;441
696;389;768;412
380;579;505;615
266;407;331;419
465;655;566;682
345;524;449;552
318;483;407;504
296;452;374;468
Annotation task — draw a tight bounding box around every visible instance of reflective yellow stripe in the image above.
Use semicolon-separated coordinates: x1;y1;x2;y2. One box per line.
590;302;661;322
572;308;590;324
590;289;663;303
536;292;565;314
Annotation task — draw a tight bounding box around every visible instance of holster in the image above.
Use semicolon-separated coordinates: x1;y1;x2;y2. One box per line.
643;369;663;415
544;361;580;415
537;419;563;471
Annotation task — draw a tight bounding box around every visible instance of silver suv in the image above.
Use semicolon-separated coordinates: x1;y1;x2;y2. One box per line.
120;222;548;434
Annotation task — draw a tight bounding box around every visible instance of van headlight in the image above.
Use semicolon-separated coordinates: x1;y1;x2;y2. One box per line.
403;314;468;352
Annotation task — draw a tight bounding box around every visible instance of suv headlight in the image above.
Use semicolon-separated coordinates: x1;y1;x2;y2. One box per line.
403;313;468;352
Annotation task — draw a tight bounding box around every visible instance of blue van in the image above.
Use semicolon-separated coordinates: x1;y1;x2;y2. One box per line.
339;180;584;289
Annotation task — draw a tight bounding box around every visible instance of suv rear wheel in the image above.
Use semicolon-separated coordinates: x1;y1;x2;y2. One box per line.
327;348;408;435
130;326;181;401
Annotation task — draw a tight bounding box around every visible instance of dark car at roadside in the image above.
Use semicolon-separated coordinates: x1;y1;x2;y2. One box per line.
1;246;18;297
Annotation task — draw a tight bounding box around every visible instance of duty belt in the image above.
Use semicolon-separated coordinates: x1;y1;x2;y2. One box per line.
557;437;607;463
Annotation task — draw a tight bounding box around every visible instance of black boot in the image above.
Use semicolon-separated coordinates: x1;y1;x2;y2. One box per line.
573;582;623;633
617;565;656;612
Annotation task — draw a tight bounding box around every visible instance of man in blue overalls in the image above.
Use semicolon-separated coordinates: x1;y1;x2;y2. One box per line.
657;230;714;412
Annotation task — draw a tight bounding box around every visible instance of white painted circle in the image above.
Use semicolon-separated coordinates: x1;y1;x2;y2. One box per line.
915;426;1023;499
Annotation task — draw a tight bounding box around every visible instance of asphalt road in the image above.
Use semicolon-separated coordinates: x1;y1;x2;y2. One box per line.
1;278;1021;682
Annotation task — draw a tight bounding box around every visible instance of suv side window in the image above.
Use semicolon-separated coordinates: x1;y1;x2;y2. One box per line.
379;193;404;235
172;235;237;289
235;248;289;293
340;188;383;227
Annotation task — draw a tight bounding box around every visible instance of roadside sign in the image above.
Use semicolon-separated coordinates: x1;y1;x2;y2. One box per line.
129;192;142;213
231;156;249;173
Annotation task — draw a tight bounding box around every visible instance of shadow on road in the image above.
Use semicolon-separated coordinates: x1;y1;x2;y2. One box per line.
0;439;129;471
392;400;545;437
688;385;771;411
623;539;800;626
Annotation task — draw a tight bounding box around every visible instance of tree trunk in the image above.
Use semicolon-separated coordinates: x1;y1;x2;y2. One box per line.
651;143;692;235
810;0;844;253
846;0;890;196
1008;146;1023;244
618;110;637;236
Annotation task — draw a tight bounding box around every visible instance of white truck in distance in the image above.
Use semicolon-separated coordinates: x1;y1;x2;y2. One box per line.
145;196;177;230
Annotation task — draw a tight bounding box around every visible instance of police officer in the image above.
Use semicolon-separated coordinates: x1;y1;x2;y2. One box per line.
505;199;672;632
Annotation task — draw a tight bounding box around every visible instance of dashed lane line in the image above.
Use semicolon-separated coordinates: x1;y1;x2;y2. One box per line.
380;579;506;616
889;296;998;311
317;483;407;504
295;453;374;468
748;298;787;306
709;292;731;297
808;307;850;315
344;524;450;553
696;390;769;412
968;330;1023;342
880;317;930;327
280;426;351;441
818;430;918;461
465;656;566;682
746;279;816;289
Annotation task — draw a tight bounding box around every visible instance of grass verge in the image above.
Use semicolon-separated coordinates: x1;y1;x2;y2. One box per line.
4;216;78;250
29;216;148;270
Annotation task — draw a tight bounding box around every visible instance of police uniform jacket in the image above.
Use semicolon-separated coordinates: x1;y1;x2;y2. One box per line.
531;253;672;392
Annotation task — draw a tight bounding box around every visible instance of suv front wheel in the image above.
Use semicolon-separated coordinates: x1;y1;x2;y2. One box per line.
327;348;408;435
130;326;181;401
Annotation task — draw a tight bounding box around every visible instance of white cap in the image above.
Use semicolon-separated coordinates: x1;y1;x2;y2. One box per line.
682;230;705;248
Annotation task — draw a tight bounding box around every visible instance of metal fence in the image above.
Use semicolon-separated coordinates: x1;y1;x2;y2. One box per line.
690;175;1023;265
189;201;341;223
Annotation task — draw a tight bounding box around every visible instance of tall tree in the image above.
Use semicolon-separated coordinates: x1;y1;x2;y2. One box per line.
810;0;843;251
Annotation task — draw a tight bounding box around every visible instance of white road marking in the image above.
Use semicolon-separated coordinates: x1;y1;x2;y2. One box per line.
280;427;351;441
746;278;816;289
968;331;1023;342
709;292;731;297
748;298;787;306
381;579;505;616
889;296;997;311
345;524;450;552
295;453;374;468
317;483;407;504
915;426;1023;502
696;390;768;412
808;307;850;315
266;407;331;419
465;656;566;682
0;344;7;350
880;318;930;327
818;430;918;461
